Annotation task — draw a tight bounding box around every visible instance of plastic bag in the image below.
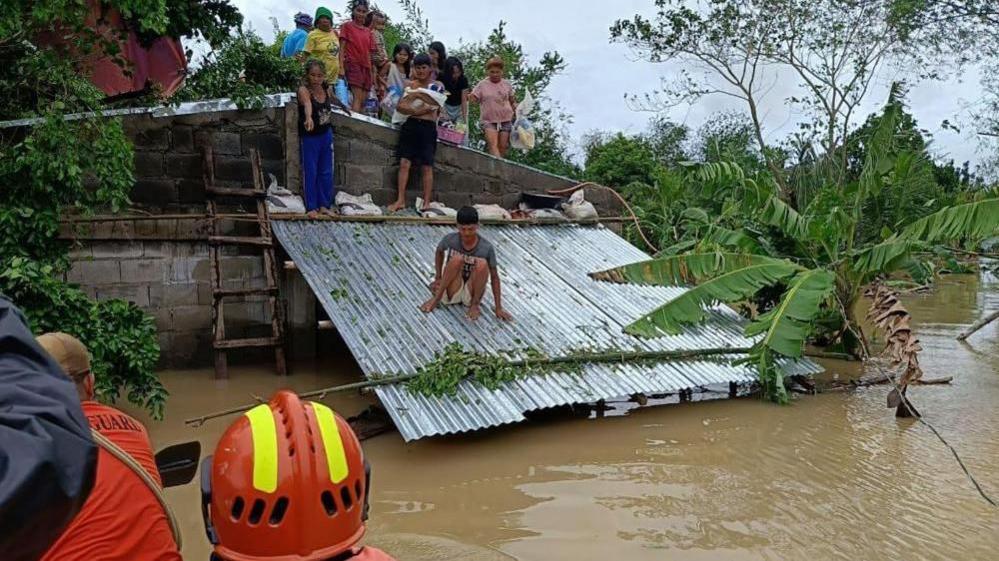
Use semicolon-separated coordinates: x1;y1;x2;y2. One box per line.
474;204;512;221
517;204;567;222
266;173;306;214
416;198;457;218
561;189;598;221
335;191;383;216
380;84;403;116
335;78;351;107
510;90;537;151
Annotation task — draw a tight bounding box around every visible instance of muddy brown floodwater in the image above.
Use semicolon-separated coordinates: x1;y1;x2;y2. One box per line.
129;271;999;561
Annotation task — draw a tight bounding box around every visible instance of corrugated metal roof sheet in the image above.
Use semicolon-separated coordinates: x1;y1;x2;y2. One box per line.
273;221;822;441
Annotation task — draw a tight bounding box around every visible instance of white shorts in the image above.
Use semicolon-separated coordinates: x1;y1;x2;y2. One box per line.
440;279;472;307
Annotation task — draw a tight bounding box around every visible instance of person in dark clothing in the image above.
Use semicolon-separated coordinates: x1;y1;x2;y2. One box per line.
388;53;444;213
298;59;351;218
420;207;514;321
440;57;469;125
427;41;446;81
0;297;97;561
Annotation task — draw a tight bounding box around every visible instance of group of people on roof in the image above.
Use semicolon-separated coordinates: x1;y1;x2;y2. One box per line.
280;1;521;217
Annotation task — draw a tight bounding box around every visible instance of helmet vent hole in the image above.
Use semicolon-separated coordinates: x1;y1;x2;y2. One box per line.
354;480;363;502
231;497;245;521
341;486;354;510
288;445;296;457
321;490;338;516
248;499;266;525
268;497;290;526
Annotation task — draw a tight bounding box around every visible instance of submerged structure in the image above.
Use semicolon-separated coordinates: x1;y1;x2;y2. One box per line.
274;221;821;441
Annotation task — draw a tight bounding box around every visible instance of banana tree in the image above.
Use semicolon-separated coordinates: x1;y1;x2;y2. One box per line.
592;102;999;404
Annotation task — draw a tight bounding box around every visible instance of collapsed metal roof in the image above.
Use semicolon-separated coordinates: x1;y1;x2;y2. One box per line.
273;221;821;441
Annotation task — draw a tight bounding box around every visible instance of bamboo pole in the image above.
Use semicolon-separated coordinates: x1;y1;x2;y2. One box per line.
957;310;999;341
184;346;753;427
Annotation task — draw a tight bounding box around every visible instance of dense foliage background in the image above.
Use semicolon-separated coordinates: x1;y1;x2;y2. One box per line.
0;0;243;417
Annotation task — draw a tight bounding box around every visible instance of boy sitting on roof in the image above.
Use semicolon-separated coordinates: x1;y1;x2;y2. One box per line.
420;206;514;321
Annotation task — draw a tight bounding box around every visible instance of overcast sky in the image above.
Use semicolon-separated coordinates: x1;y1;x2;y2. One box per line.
231;0;990;168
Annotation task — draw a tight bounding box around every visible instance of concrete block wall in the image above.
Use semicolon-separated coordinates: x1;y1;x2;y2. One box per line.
324;109;619;211
124;108;288;210
65;237;273;368
63;100;619;368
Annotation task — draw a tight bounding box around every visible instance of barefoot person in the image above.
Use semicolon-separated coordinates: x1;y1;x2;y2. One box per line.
298;60;350;218
388;53;444;213
468;57;517;158
420;207;514;321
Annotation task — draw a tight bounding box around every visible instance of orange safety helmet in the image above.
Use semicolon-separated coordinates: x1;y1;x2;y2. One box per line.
201;390;371;561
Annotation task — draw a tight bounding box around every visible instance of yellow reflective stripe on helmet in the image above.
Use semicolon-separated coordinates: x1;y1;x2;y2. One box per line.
311;402;349;484
244;404;278;493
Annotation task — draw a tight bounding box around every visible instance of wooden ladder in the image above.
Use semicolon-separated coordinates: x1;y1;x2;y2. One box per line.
203;146;287;379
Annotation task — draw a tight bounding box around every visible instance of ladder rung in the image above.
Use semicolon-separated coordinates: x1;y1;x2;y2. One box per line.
207;186;266;198
209;236;273;247
214;286;278;298
214;337;283;350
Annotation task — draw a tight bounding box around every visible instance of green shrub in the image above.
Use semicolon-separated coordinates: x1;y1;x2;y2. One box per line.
1;78;165;418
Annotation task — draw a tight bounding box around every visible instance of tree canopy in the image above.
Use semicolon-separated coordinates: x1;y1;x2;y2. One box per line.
0;0;242;417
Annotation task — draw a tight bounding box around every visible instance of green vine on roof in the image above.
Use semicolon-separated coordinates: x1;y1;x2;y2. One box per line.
403;343;752;398
406;344;547;397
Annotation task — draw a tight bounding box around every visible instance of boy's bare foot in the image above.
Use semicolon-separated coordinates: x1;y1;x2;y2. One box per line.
419;299;438;313
387;200;405;213
306;210;320;219
466;304;481;321
321;206;339;217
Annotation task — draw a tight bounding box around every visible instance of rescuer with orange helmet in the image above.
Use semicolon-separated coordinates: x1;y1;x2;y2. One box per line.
201;390;396;561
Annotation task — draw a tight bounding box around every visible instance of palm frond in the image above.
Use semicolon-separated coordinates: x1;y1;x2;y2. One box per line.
850;239;916;277
757;194;808;239
745;269;837;358
590;252;795;286
743;269;836;405
899;198;999;243
699;226;768;255
624;261;802;337
690;161;746;184
858;98;902;199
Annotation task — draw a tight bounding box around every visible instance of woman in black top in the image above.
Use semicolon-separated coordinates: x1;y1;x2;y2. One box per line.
427;41;447;80
298;59;350;218
440;57;469;125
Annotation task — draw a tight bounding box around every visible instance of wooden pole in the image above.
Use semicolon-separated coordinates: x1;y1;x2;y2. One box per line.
62;213;633;227
956;310;999;341
183;346;753;427
268;213;629;226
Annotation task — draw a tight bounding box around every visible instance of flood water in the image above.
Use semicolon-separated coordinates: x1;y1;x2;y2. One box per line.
132;271;999;561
